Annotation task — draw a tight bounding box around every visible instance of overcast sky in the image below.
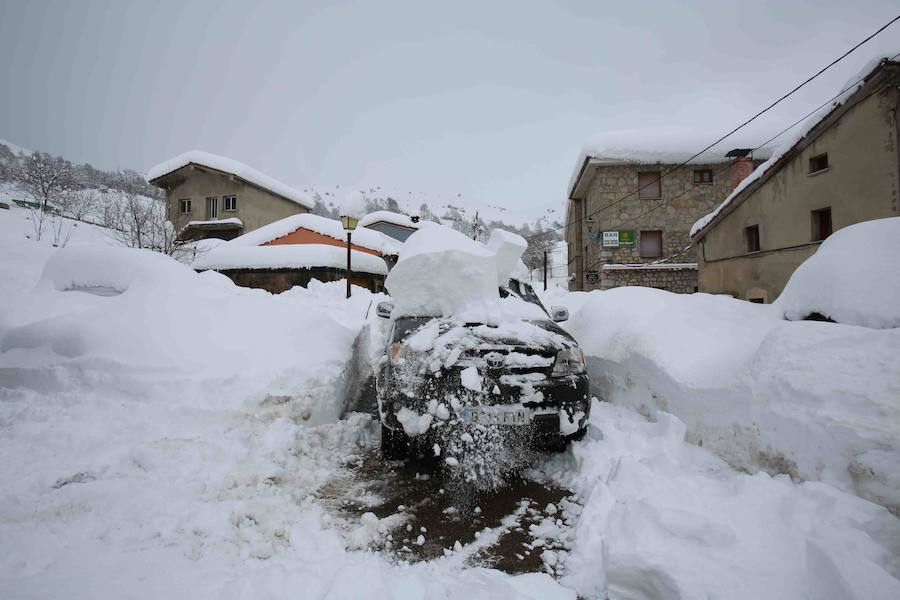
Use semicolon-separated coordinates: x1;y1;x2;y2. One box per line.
1;0;898;214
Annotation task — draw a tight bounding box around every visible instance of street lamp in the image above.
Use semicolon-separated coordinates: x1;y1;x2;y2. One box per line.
340;191;366;298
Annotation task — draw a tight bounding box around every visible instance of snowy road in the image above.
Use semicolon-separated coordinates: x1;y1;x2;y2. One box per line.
317;441;577;576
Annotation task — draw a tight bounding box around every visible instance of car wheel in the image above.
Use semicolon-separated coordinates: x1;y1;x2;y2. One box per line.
570;426;587;442
381;424;408;460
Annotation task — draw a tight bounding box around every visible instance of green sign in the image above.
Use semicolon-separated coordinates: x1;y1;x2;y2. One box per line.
601;230;635;248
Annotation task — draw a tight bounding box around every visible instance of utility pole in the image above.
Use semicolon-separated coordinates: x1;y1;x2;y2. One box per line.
543;250;548;291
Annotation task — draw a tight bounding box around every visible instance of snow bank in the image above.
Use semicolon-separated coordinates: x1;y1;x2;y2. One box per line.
385;225;498;317
564;286;900;513
385;225;531;319
146;150;314;209
227;212;402;256
485;228;527;286
774;217;900;329
542;402;900;600
194;243;388;275
0;238;578;599
39;244;199;295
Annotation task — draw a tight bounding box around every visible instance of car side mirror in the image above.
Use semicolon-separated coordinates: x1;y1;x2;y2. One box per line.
550;306;569;322
376;301;394;319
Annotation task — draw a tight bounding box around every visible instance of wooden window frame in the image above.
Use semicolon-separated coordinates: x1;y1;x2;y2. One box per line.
179;199;192;214
638;171;662;199
693;169;713;184
639;230;663;258
808;153;829;175
745;224;760;253
811;207;832;242
223;195;237;212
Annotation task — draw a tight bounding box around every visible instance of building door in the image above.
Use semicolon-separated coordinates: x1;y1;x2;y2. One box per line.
206;196;218;220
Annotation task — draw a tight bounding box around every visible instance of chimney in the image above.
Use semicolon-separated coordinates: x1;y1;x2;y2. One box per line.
725;148;755;188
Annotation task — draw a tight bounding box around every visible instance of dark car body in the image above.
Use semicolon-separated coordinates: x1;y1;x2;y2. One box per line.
375;279;590;458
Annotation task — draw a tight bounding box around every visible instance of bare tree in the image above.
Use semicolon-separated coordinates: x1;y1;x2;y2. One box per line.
522;229;557;276
103;171;189;258
58;189;100;221
12;152;75;210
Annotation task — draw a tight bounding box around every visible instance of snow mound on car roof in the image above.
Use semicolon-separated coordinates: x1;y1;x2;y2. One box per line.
385;225;528;318
774;217;900;329
486;229;527;286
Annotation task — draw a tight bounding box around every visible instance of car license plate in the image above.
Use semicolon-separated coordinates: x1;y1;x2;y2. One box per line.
457;406;532;426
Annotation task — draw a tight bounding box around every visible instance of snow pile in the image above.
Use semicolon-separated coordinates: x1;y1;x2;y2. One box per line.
38;244;199;295
146;150;314;209
564;286;900;513
227;212;402;256
542;401;900;600
691;54;896;238
774;217;900;328
194;242;389;275
385;225;500;317
486;229;528;286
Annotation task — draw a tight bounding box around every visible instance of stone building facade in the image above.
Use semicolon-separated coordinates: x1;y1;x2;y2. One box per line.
566;153;763;292
692;59;900;303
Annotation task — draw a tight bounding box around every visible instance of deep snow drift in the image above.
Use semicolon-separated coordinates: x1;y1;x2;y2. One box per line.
774;216;900;329
556;285;900;515
2;204;899;598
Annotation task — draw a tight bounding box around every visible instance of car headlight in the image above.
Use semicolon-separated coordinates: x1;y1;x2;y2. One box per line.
551;348;585;376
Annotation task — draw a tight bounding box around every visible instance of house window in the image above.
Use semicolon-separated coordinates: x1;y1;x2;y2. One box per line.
639;230;662;258
178;199;192;214
811;207;832;241
745;225;760;253
206;196;218;220
693;169;713;184
224;195;237;211
809;153;829;174
638;171;661;199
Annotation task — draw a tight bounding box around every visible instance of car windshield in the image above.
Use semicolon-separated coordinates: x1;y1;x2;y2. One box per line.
501;279;548;316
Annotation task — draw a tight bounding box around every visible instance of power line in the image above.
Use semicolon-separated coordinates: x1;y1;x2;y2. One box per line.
527;14;900;243
577;49;900;277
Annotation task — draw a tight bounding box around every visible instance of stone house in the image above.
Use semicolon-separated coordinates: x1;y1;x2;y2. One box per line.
691;57;900;303
147;151;314;241
566;147;765;292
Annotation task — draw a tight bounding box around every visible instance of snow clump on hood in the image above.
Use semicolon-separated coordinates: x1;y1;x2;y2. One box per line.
385;224;531;320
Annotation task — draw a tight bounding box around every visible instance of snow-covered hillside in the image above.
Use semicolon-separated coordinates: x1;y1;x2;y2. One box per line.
303;183;563;233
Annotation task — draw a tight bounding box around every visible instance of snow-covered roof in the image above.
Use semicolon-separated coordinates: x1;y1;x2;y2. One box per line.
186;217;243;228
194;243;388;275
147;150;314;210
568;127;770;199
227;213;402;256
691;54;898;240
358;210;419;230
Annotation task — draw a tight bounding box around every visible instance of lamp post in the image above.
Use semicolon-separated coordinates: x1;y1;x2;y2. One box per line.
340;213;359;298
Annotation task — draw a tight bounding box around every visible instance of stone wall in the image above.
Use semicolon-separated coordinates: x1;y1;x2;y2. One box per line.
212;267;384;294
571;159;759;292
600;267;698;294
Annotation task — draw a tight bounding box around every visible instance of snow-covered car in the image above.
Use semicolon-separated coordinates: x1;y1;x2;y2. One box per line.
375;278;590;460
